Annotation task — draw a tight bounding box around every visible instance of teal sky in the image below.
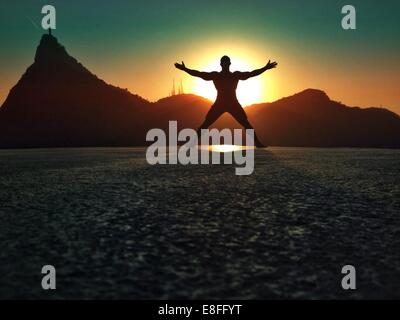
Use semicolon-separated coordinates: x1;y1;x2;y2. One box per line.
1;0;399;113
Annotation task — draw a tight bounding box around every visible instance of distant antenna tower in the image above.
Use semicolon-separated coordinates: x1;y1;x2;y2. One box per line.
170;79;176;96
179;79;184;94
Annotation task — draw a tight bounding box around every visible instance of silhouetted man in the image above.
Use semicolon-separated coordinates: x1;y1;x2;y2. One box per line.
175;56;277;147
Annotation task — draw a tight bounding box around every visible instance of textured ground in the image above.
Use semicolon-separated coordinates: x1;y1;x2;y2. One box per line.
0;147;399;299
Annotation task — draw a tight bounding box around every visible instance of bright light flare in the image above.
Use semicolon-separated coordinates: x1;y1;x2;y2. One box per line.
192;58;263;106
198;144;255;153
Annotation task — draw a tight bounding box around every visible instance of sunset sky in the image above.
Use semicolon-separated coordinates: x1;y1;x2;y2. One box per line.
1;0;400;113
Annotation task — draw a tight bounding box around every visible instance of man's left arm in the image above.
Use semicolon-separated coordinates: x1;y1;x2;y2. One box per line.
236;60;278;80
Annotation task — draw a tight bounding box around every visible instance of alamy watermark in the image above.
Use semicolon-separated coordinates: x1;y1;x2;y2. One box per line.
341;265;356;290
341;5;356;30
41;265;56;290
146;121;255;175
41;5;56;31
38;4;356;33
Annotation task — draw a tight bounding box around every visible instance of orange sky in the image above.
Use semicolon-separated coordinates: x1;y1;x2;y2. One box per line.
87;38;400;114
1;36;399;116
1;1;400;115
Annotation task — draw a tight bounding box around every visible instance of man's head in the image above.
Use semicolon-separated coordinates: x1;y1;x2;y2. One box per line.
220;55;231;70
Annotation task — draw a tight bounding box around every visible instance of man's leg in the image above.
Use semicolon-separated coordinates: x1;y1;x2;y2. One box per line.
197;107;224;134
229;107;265;147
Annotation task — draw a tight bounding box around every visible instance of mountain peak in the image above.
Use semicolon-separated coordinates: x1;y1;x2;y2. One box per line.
274;88;330;106
296;88;329;100
34;34;74;65
0;34;149;127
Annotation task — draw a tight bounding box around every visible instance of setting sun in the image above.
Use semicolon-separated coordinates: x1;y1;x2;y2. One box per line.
192;58;263;106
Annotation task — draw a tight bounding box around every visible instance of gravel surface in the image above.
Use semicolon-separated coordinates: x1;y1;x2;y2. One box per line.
0;147;399;299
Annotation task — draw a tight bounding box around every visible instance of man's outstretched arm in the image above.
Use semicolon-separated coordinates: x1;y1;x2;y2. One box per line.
237;60;278;80
175;61;215;81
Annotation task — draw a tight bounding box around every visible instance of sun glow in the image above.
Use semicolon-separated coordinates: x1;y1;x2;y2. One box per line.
198;144;255;153
192;58;263;106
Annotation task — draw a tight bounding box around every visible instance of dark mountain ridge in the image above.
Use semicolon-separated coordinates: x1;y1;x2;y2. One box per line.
1;34;399;148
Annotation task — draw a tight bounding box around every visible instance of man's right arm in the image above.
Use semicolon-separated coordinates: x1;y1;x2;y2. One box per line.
175;61;215;81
